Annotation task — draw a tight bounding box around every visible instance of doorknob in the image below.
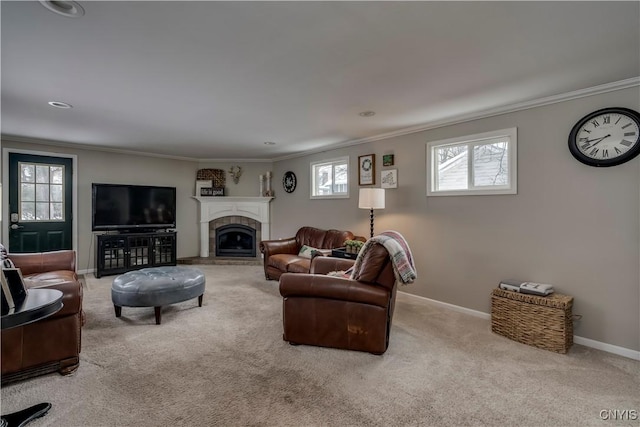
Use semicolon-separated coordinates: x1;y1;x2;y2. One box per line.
10;224;24;230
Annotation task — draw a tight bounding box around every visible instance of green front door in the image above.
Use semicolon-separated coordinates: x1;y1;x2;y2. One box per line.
8;153;73;253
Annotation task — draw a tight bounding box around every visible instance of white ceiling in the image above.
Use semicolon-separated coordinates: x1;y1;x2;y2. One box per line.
2;1;639;161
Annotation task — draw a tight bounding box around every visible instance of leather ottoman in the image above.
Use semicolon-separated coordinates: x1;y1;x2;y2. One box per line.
111;266;205;324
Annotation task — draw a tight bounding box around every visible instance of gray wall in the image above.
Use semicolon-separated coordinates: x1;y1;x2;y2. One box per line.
0;141;202;269
0;87;637;352
271;87;640;351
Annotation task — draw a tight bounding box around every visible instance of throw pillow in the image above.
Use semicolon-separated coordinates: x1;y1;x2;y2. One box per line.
298;245;318;259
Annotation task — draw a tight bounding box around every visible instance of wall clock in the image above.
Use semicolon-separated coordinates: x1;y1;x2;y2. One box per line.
568;107;640;167
283;171;297;193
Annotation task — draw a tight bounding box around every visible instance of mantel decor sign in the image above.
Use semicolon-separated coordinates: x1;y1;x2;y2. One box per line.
358;154;375;186
201;187;224;197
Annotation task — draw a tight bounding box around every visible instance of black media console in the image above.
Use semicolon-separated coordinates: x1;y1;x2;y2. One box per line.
95;231;176;278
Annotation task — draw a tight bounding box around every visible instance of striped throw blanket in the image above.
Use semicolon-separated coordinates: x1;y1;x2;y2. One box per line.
351;231;417;285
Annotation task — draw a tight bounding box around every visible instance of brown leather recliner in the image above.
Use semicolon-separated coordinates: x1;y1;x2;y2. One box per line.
259;226;355;280
279;242;397;354
1;250;83;384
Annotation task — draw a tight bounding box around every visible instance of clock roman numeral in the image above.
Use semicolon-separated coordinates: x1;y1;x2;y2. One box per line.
622;123;632;129
581;143;591;150
624;132;636;136
589;147;599;156
591;119;600;127
603;116;611;124
602;149;609;158
583;129;591;134
615;146;622;154
579;137;588;142
620;140;634;147
615;117;622;124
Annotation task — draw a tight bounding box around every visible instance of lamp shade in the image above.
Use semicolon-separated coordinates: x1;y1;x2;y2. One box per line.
358;188;385;210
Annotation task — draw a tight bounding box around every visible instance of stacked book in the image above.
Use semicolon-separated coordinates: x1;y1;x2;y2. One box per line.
499;279;554;296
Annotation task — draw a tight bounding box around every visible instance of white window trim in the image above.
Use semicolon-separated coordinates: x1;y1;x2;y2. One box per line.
310;156;350;199
426;127;517;196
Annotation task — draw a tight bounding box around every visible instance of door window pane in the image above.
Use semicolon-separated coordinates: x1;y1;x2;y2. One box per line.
21;183;35;201
50;184;63;202
51;203;64;220
36;184;50;201
21;164;35;183
36;203;50;220
21;202;35;221
51;167;63;184
36;165;50;183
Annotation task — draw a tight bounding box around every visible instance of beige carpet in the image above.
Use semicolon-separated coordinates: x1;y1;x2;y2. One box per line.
1;265;638;426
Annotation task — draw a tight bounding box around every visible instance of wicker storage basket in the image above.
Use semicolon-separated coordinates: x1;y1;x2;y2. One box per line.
491;288;574;353
196;169;225;188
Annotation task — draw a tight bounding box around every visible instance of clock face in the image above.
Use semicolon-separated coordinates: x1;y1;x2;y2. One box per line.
569;107;640;167
283;171;297;193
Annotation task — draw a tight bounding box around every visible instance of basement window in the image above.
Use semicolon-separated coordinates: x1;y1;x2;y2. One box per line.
311;156;349;199
427;128;517;196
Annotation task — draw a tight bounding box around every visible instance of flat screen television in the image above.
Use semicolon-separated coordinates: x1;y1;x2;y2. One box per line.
92;183;176;232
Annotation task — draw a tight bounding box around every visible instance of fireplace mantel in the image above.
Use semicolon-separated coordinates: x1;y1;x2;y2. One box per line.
193;196;273;257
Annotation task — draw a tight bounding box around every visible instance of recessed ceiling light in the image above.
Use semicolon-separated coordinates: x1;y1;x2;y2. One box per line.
263;141;276;145
39;1;85;18
48;101;73;109
359;111;376;117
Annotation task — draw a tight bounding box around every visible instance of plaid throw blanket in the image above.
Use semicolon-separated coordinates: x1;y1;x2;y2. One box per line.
351;231;417;285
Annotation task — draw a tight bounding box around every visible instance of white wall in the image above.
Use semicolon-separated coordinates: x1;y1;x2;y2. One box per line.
271;87;640;352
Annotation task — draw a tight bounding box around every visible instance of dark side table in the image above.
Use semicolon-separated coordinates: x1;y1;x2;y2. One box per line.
1;288;63;427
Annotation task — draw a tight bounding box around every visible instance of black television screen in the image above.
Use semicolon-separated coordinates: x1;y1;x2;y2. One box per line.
92;183;176;231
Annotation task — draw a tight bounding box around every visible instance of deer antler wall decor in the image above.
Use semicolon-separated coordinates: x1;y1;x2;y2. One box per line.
228;166;243;184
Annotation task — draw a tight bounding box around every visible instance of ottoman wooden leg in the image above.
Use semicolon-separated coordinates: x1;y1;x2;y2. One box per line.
154;306;162;325
198;294;203;307
114;305;122;318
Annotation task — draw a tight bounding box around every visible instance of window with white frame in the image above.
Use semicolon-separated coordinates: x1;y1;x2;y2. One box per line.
310;156;349;198
427;128;517;196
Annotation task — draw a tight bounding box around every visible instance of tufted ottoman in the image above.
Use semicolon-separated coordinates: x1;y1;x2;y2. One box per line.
111;266;206;324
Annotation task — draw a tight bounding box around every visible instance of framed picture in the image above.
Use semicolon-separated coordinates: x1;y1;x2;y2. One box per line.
195;180;212;197
381;169;398;189
358;154;375;185
382;154;394;167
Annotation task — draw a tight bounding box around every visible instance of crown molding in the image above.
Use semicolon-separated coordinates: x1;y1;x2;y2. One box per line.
272;76;640;162
0;134;274;163
3;77;637;163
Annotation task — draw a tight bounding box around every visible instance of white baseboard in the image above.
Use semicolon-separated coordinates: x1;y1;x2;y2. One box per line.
77;268;95;275
573;336;640;361
397;291;640;361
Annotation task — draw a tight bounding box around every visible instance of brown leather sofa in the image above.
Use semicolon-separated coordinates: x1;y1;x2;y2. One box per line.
279;242;397;354
259;226;355;280
1;250;83;384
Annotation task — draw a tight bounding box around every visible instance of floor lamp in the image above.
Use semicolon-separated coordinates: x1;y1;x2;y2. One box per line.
358;188;385;238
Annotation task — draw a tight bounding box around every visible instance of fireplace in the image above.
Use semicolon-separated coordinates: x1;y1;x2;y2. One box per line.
215;224;256;258
194;196;273;258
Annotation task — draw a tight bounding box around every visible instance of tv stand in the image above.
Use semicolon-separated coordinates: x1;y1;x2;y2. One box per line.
95;231;176;278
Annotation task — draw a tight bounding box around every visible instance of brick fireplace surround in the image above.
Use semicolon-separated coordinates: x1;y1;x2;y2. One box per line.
194;197;273;261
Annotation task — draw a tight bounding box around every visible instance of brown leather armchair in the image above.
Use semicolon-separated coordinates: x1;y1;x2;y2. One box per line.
1;250;83;384
259;226;355;280
279;242;397;354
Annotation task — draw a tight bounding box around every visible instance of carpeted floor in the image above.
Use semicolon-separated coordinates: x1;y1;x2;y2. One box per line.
1;265;638;426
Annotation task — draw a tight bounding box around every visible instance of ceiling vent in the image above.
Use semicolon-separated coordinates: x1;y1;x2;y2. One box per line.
39;1;85;18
